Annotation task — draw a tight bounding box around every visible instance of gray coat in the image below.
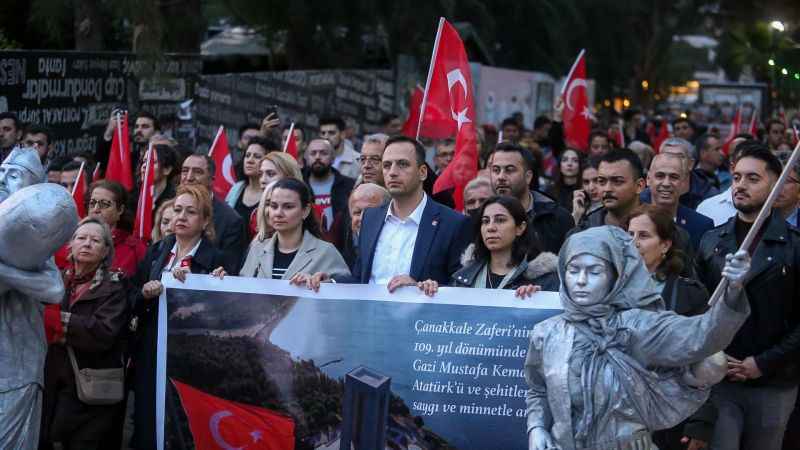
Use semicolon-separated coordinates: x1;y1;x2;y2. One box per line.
525;226;750;450
240;230;351;280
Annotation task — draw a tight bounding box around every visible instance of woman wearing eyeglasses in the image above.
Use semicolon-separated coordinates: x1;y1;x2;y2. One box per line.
57;180;146;279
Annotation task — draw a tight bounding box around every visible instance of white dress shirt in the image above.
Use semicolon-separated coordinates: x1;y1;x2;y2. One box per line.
696;187;736;227
164;239;202;271
369;193;428;284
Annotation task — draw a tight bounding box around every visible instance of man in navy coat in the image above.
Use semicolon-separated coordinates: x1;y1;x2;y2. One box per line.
303;135;471;290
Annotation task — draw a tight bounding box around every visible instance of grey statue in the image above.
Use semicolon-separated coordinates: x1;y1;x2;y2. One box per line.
525;226;751;450
0;148;78;450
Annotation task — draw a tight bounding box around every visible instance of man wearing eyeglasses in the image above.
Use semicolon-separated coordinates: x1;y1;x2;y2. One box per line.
358;133;388;186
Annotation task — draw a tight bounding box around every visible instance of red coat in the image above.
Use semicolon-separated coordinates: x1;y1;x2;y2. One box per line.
54;228;146;278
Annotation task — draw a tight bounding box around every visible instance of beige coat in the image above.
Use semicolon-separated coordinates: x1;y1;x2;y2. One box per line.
241;230;351;280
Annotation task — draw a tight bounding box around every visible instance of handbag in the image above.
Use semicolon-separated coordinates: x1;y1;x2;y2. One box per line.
67;346;124;405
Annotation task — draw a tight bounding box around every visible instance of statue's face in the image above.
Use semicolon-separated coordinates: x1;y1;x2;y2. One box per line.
564;253;615;306
0;163;36;203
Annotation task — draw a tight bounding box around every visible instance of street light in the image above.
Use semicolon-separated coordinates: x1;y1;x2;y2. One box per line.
782;68;789;76
768;59;776;66
770;21;786;32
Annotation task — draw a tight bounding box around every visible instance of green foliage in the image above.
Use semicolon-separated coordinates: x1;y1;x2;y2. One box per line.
0;29;19;49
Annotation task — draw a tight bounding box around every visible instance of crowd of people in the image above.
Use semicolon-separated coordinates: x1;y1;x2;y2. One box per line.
0;99;798;450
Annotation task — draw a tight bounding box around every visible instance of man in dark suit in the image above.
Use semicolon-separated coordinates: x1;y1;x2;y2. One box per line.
643;152;714;250
180;154;246;272
303;135;471;290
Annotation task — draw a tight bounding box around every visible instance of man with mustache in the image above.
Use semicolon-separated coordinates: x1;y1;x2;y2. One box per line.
302;138;355;246
696;142;800;450
646;153;714;250
489;143;574;254
572;149;645;232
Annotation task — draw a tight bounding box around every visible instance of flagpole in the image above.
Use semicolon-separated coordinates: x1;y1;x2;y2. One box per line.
71;161;86;197
416;17;445;140
561;49;586;96
709;138;800;305
283;122;295;152
138;143;153;239
208;125;224;157
116;111;125;160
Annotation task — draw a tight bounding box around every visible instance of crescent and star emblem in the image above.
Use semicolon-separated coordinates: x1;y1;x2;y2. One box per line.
446;69;472;131
565;79;587;111
210;411;245;450
221;154;236;185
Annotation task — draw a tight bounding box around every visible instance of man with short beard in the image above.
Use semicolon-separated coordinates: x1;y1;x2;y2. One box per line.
573;149;645;231
302;138;355;246
489;143;573;254
696;142;800;450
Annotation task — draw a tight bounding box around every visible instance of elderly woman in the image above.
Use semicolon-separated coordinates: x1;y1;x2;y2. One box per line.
525;226;751;450
54;180;147;277
41;217;128;449
233;178;350;281
417;196;558;297
130;184;230;449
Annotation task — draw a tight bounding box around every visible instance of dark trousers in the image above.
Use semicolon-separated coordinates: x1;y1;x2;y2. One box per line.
710;381;798;450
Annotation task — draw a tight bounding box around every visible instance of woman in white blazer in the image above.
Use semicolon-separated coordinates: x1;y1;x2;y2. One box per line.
238;178;350;281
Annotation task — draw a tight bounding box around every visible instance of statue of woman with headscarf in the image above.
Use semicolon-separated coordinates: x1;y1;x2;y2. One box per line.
525;226;751;450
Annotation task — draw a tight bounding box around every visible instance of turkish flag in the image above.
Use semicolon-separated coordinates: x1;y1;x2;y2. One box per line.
106;111;133;191
747;108;759;138
422;18;479;210
283;123;298;160
92;162;101;183
71;161;87;218
208;125;237;199
652;121;671;153
172;379;295;450
402;85;453;139
722;106;742;156
133;144;156;242
792;125;800;146
562;50;591;152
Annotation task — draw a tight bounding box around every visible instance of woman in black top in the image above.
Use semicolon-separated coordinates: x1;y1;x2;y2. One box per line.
417;196;559;296
547;148;584;212
129;184;231;449
627;204;713;450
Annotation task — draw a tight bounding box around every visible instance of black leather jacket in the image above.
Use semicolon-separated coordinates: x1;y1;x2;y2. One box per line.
696;210;800;386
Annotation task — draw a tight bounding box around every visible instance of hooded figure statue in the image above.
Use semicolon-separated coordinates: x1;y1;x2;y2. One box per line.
0;148;78;450
525;226;751;450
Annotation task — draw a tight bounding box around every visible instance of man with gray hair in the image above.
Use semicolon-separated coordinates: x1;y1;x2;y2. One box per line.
357;133;389;186
646;152;714;249
658;137;719;209
341;183;390;269
0;148;78;449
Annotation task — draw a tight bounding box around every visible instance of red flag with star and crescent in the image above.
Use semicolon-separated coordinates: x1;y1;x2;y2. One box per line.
208;125;237;199
420;18;479;210
172;379;295;450
722;106;742;156
562;49;591;152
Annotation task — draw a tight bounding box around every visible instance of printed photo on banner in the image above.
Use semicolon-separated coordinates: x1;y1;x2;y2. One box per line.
156;276;561;450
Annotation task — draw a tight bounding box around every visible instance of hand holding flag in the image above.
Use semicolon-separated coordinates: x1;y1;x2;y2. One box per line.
106;111;133;190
